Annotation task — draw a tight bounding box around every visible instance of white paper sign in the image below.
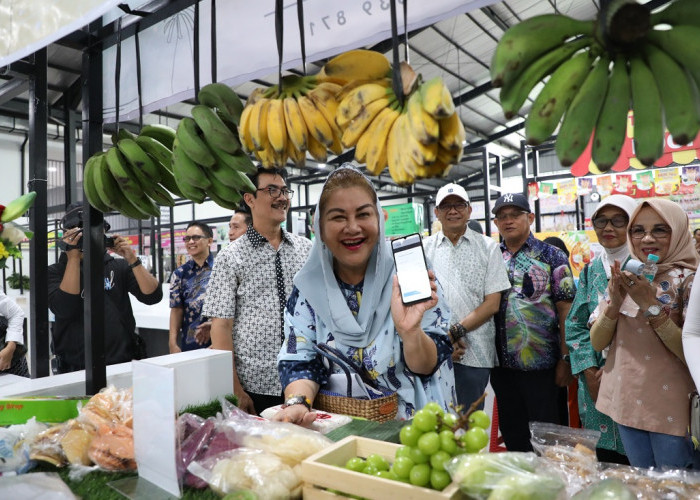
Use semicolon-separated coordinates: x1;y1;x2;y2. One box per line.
103;0;499;122
132;360;180;497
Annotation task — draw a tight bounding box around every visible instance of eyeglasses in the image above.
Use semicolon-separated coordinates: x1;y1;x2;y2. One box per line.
629;226;671;240
182;235;206;242
495;211;528;222
257;186;294;199
437;202;469;212
592;215;628;229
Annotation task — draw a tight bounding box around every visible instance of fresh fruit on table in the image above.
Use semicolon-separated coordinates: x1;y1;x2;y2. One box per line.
341;396;491;492
492;0;700;171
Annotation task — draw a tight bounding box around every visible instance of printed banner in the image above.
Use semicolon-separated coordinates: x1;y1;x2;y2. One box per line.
596;176;613;197
653;167;680;196
611;174;634;196
103;0;498;122
576;177;593;196
539;182;554;198
557;178;577;205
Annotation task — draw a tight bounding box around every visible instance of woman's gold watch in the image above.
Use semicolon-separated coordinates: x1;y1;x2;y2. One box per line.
284;395;311;410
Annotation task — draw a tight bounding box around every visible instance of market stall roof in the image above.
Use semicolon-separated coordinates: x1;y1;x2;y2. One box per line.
0;0;670;189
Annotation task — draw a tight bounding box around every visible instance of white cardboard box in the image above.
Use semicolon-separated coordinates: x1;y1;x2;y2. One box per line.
0;349;233;410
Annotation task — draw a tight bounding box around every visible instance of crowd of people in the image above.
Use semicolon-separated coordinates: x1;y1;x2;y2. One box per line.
4;164;699;471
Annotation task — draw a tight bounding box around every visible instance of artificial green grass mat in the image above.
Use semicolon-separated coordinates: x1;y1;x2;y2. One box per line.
30;394;238;499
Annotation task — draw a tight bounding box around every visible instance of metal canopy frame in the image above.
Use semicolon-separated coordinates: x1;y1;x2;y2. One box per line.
4;0;672;389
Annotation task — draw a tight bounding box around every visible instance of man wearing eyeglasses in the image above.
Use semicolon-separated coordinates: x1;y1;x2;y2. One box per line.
203;167;312;415
423;184;510;411
490;193;576;452
168;222;215;353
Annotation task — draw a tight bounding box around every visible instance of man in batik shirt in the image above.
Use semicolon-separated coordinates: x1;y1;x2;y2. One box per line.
491;193;575;452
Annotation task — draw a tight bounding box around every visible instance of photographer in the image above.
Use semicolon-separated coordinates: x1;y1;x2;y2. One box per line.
47;203;162;374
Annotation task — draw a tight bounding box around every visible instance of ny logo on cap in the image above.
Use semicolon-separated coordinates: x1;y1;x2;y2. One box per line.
503;194;514;203
448;188;454;193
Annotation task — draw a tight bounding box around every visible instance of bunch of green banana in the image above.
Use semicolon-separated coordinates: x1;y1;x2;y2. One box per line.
494;1;700;171
172;82;257;209
82;124;181;219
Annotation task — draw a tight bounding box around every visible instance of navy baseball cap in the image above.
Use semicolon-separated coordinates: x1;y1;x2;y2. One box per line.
492;193;532;215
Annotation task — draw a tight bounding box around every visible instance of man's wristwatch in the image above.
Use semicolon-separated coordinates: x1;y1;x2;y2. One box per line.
284;395;311;411
561;354;571;364
643;304;662;318
129;259;142;269
449;323;468;341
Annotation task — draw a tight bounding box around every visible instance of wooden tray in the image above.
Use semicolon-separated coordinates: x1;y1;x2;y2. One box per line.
301;435;462;499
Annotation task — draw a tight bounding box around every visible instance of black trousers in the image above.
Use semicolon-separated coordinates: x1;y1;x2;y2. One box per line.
490;367;560;452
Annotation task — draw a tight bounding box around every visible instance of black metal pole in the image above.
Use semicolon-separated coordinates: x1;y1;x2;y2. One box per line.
28;48;50;378
82;23;107;394
63;107;78;205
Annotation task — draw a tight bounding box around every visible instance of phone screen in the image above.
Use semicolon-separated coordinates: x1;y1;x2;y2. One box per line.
391;233;432;305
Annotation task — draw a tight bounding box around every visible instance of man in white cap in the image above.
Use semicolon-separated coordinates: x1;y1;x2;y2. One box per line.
423;183;510;410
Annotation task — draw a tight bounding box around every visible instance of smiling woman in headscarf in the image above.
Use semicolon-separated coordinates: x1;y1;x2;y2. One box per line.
274;166;455;425
565;194;637;465
590;198;698;469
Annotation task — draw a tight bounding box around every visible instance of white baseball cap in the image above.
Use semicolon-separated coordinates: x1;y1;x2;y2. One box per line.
435;183;470;207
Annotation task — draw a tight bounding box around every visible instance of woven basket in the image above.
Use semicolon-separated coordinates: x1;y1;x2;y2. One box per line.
314;391;398;423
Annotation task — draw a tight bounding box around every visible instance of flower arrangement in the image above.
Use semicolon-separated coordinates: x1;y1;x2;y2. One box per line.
0;192;36;267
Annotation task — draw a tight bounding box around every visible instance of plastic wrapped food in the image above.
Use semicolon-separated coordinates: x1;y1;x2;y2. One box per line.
571;478;635;499
219;398;332;467
0;417;48;475
29;386;135;471
598;463;700;499
529;421;601;495
176;413;238;488
445;451;565;500
259;404;352;434
188;448;302;499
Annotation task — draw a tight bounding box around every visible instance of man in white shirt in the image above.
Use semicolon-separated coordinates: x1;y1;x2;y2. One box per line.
423;184;511;410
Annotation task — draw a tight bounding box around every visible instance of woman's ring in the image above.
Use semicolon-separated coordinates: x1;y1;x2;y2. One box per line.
628;280;635;286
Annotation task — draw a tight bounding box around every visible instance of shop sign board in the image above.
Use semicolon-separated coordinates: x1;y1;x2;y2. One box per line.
384;202;423;237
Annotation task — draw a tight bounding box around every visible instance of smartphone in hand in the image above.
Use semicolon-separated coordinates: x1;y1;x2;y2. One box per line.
391;233;432;305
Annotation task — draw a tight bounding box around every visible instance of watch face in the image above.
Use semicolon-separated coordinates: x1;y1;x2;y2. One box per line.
647;305;661;316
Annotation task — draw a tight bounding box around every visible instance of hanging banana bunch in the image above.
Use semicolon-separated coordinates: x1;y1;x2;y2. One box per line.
82;123;180;220
492;0;700;172
337;62;465;186
171;83;257;210
238;49;391;169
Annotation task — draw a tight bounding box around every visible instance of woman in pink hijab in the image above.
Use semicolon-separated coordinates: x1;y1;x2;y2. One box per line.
591;199;698;469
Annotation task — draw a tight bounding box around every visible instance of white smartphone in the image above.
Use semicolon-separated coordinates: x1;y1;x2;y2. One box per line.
391;233;432;305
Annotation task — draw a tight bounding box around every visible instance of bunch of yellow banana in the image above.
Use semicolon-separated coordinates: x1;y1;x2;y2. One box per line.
340;74;464;185
493;0;700;171
82;124;182;220
238;76;343;168
238;49;392;169
171;83;258;209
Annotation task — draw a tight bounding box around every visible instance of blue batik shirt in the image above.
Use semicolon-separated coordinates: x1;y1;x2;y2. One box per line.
169;253;214;351
496;234;575;370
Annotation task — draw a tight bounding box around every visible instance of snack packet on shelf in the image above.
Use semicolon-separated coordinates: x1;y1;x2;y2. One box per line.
187;448;302;499
29;386;135;472
259;404;352;434
529;421;601;495
444;451;566;500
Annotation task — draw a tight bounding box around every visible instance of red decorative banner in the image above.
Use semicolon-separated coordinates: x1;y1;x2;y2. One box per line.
570;112;700;177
